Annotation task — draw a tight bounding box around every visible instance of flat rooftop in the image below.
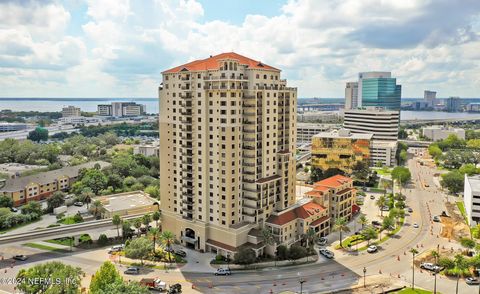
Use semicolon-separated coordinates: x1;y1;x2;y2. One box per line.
467;176;480;192
313;129;373;140
101;191;158;212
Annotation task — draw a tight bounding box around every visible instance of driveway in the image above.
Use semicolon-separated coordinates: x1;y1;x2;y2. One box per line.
173;246;216;273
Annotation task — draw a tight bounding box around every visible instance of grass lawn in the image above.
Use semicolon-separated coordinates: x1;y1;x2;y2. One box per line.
45;237;73;247
456;201;468;225
23;243;70;253
0;218;41;235
394;288;433;294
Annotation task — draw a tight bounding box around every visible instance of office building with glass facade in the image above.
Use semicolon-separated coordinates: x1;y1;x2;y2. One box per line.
361;77;401;110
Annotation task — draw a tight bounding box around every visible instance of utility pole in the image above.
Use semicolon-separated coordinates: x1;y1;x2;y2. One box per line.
299;279;306;294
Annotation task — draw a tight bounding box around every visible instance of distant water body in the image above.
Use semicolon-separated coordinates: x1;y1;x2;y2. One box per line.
1;98;480;121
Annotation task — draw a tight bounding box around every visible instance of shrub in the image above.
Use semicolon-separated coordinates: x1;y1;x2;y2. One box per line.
97;234;109;246
56;213;65;220
215;254;224;262
73;213;84;223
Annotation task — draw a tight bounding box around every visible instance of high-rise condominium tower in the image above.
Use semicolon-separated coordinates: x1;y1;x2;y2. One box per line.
358;72;401;110
159;52;297;254
344;82;358;110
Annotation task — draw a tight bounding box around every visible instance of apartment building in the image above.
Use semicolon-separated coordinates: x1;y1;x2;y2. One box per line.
0;161;110;207
464;175;480;227
344;82;358;110
311;129;372;174
306;175;356;221
422;125;465;141
159;52;297;256
98;102;146;117
370;140;397;167
296;123;336;144
61;106;81;117
97;104;112;116
264;198;330;247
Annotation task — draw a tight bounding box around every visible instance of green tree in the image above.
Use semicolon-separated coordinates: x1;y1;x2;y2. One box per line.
112;214;121;238
428;144;442;159
97;234;109;246
453;254;468;294
459;237;476;253
352;161;369;186
375;195;387;217
144;185;159;198
122;220;134;240
361;226;378;245
142;214;151;228
391;166;411;194
16;261;82;294
134;218;142;236
46;191;65;213
152;211;161;229
79;188;94;209
288;245;307;260
99;280;150;294
333;217;350;248
124;237;153;265
303;166;309;173
304;227;317;248
79;169;108;195
21;201;42;216
459;163;479;176
234;248;256;266
262;227;275;248
89;261;122;294
27;127;48;142
0;195;13;208
382;216;395;234
399;149;408;165
276;245;288;260
148;227;161;253
440;171;464;194
310;167;323;182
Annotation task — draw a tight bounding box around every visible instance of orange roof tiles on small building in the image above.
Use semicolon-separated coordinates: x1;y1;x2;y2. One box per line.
313;174;352;188
266;201;326;226
162;52;280;74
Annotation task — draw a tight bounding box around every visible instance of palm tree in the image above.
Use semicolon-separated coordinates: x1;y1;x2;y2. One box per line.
380;179;392;197
89;200;105;219
133;218;142;236
453;254;468;294
333;217;350;248
80;188;94;209
160;231;175;265
112;214;121;239
148;227;161;253
376;195;387;217
152;211;161;229
305;228;317;248
410;248;419;290
431;250;439;294
358;214;368;230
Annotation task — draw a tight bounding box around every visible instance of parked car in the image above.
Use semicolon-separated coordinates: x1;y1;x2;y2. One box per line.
441;211;449;217
175;250;187;257
372;220;381;226
381;206;390;211
319;249;334;259
420;262;441;272
124;267;140;275
367;245;378;253
139;225;152;233
317;237;327;246
73;202;84;207
413;223;419;228
167;283;182;294
466;277;480;285
108;245;124;253
13;255;28;261
407;207;413;213
433;216;441;222
370;195;375;200
140;278;167;291
10;207;18;213
214;268;231;276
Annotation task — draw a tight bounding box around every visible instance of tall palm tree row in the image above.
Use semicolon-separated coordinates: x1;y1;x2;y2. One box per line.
160;231;176;264
410;248;419;290
148;227;161;253
376;196;387;217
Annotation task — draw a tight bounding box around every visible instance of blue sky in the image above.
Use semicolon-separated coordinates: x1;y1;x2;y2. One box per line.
0;0;479;98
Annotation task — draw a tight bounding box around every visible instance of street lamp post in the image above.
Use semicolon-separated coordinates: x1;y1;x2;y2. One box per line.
226;254;230;271
363;267;367;288
299;279;306;294
434;244;439;294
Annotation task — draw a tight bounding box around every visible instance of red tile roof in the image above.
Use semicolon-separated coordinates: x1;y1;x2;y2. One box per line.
266;201;326;226
206;239;237;252
313;174;352;188
163;52;280;74
310;215;330;227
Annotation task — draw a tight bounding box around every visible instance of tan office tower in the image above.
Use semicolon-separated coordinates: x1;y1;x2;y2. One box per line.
344;82;358;110
158;52;297;256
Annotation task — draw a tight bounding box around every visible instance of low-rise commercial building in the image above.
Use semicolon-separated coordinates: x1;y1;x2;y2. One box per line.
464;175;480;227
370;140;397;167
296;123;337;144
61;106;81;117
97;104;112;116
311;129;372;174
99;191;159;218
133;143;160;157
0;161;110;207
98;102;146;117
422;126;465;141
306;175;356;222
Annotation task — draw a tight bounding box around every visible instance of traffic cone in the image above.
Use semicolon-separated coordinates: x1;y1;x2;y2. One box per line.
397;274;400;278
379;269;382;274
397;255;400;261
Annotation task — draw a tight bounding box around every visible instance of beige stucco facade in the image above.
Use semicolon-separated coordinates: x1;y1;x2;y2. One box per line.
159;53;297;254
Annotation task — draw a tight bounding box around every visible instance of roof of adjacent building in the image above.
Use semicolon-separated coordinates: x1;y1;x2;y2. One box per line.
162;52;279;73
100;191;157;212
0;161;111;192
313;129;373;140
265;200;326;226
313;174;353;189
467;175;480;192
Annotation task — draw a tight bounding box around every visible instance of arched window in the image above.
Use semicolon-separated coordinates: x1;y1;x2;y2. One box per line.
229;62;233;70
